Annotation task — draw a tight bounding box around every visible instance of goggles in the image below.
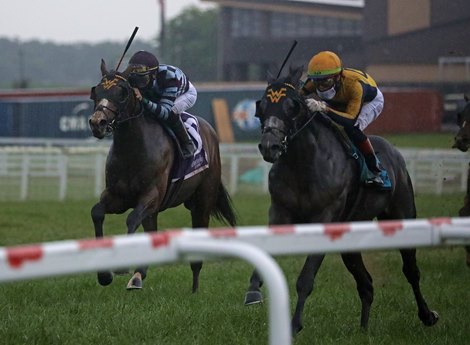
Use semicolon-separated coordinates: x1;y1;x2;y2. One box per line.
309;76;337;92
129;64;158;77
128;64;157;88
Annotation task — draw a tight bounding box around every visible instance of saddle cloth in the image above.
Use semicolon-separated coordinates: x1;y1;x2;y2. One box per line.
317;113;392;189
169;112;209;182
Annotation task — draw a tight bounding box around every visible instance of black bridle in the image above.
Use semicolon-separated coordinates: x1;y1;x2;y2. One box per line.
259;82;317;154
93;74;144;135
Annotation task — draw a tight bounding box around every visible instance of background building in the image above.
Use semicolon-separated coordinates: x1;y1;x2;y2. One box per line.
203;0;470;86
364;0;470;85
202;0;364;81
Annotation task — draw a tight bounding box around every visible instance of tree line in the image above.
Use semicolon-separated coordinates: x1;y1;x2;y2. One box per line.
0;7;217;89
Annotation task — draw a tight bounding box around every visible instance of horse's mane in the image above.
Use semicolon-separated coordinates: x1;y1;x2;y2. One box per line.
103;70;127;80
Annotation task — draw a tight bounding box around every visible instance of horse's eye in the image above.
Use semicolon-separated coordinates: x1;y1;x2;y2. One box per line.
283;98;298;119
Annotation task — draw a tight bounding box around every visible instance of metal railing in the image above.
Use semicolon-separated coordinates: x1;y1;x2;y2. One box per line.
0;143;468;200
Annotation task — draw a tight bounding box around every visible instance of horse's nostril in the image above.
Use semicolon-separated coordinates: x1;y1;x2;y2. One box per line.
99;119;107;128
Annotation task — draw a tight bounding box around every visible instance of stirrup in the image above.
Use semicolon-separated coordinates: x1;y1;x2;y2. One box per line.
365;174;384;186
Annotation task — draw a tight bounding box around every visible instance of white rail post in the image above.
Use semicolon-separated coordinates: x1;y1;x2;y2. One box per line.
20;155;30;200
58;155;68;200
94;153;105;197
176;238;291;345
229;154;238;194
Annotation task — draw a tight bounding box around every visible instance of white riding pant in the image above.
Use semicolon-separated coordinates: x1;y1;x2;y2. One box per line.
355;88;384;131
171;82;197;114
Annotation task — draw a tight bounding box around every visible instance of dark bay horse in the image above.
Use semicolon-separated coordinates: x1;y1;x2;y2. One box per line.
452;94;470;268
245;66;438;334
88;60;236;290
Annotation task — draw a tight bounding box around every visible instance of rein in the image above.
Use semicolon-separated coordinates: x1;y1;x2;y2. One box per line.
287;104;317;143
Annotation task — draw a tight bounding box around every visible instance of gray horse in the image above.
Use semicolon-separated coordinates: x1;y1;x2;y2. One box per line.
452;94;470;268
245;66;439;334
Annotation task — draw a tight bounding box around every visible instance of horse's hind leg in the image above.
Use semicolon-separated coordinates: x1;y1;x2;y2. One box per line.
291;254;325;335
188;197;213;293
399;249;439;326
341;252;374;330
465;246;470;268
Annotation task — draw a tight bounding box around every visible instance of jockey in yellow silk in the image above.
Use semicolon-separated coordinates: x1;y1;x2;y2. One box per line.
301;51;389;188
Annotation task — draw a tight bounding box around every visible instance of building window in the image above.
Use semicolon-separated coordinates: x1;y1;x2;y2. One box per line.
231;9;263;37
269;12;361;38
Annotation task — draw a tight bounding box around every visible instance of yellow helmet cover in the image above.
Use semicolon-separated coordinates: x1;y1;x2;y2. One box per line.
307;51;342;79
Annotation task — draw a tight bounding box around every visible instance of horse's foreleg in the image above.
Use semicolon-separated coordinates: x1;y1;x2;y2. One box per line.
127;214;158;290
91;201;105;237
291;254;325;335
465;246;470;268
190;261;202;293
458;207;470;268
91;201;113;286
244;270;264;305
341;252;374;330
399;249;439;326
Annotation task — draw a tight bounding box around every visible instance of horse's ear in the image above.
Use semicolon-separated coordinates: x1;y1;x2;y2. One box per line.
290;64;304;87
267;70;276;84
122;64;133;79
100;59;108;76
90;86;96;102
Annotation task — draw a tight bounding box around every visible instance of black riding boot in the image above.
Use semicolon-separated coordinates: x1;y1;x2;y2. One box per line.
167;111;196;159
357;138;385;186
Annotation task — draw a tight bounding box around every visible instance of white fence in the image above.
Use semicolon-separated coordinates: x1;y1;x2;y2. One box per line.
2;217;470;345
0;143;468;200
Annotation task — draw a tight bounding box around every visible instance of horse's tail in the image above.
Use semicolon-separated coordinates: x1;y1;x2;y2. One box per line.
212;183;237;226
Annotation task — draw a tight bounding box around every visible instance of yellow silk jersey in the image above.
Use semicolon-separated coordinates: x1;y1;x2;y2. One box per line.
302;68;379;120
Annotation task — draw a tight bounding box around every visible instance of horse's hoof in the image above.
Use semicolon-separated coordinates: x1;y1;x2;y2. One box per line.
97;271;113;286
126;277;143;290
291;322;303;336
422;310;439;326
244;291;263;305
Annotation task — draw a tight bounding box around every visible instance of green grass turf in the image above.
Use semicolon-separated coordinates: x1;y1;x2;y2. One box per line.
0;193;469;344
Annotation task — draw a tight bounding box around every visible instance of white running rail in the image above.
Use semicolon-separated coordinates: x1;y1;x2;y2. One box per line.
1;217;470;344
0;144;469;200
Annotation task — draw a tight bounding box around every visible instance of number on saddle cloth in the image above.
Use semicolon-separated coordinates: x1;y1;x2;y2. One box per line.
168;113;209;183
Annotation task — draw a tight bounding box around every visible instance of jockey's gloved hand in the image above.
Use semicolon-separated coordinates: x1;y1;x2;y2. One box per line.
133;88;143;101
306;98;327;113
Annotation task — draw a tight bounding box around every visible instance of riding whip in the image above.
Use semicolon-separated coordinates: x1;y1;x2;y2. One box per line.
115;26;139;71
276;40;298;78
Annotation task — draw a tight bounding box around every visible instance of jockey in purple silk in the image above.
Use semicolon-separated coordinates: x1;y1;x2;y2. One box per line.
127;50;196;159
